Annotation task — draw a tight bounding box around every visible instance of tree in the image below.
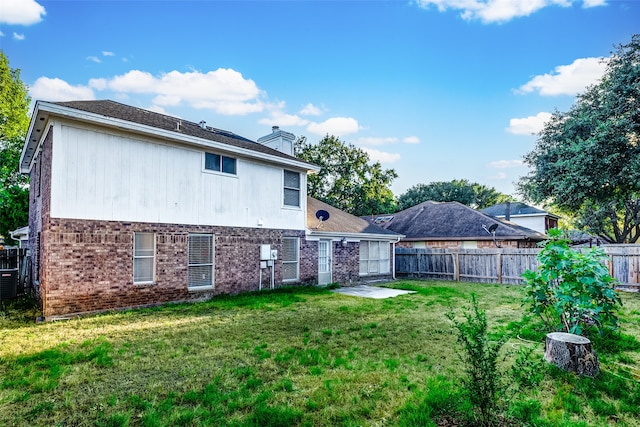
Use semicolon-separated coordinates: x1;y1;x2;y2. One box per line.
0;51;31;243
522;229;621;336
294;135;397;216
396;179;510;211
518;35;640;243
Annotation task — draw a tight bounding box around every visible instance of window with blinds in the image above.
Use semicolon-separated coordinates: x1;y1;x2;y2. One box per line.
283;170;300;207
134;232;155;283
282;237;299;281
359;241;390;276
188;234;214;288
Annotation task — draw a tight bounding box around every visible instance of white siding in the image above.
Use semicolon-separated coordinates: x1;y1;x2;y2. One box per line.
50;122;307;230
508;216;546;234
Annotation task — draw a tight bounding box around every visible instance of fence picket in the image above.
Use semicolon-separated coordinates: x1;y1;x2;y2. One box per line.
395;246;640;287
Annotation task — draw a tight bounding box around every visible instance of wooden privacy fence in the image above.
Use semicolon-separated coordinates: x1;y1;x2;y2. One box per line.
395;245;640;286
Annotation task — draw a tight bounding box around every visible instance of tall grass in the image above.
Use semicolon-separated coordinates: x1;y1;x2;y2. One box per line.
1;281;639;426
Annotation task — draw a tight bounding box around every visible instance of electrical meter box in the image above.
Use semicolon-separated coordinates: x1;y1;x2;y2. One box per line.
260;244;271;260
270;249;278;260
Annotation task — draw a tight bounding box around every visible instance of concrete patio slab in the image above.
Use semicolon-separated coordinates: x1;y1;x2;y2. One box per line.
330;285;416;299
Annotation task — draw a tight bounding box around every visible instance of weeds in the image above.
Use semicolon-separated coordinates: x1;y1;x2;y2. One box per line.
446;295;509;426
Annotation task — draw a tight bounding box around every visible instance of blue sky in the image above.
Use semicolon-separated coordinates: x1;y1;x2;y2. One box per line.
1;0;638;198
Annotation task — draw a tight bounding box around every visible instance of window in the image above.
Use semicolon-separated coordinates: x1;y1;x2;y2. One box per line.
134;233;155;283
359;241;390;275
204;152;237;175
283;170;300;207
282;237;299;281
189;234;214;288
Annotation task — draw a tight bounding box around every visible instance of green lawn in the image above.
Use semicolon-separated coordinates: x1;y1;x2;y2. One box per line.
1;280;639;426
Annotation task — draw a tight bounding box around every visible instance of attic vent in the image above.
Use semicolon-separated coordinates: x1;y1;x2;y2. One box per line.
199;120;206;129
374;215;394;224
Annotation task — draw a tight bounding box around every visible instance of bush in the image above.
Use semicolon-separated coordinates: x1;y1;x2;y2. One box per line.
522;229;622;335
446;295;508;426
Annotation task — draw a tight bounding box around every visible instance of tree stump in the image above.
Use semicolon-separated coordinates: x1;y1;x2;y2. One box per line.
545;332;599;377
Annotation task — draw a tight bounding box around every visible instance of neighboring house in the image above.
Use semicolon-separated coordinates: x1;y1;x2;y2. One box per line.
481;201;559;234
364;201;546;249
9;226;30;248
20;100;400;319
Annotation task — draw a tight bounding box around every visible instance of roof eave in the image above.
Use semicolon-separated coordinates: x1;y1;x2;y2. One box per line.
20;101;321;174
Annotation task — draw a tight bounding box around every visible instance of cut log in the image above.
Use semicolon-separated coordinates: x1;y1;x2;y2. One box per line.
545;332;599;377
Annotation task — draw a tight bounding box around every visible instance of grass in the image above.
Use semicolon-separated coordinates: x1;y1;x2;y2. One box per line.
0;280;639;426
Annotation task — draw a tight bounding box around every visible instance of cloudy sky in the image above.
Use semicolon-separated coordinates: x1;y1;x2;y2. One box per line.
1;0;638;197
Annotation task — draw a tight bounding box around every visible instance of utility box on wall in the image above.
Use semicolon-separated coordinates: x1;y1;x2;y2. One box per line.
260;244;271;260
260;244;278;261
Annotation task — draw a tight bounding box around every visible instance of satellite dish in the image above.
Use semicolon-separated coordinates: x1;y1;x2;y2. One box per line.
315;210;330;222
488;224;498;233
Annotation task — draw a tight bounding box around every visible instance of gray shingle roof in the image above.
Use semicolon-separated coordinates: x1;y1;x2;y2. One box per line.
481;202;556;218
307;197;401;237
363;201;545;241
52;100;315;166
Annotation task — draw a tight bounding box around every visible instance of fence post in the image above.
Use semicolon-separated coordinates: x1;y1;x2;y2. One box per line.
454;252;460;282
497;251;502;284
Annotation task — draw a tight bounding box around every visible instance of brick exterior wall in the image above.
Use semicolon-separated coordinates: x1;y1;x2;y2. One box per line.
28;126;394;319
39;218;313;318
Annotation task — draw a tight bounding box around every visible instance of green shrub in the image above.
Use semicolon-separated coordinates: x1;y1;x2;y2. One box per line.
446;295;508;426
522;229;622;335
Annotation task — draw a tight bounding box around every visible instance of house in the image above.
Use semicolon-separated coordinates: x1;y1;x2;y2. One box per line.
480;201;559;234
364;201;546;249
9;226;30;248
20;100;401;319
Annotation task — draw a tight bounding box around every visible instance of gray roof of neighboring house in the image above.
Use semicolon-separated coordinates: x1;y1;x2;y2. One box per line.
307;197;402;238
22;100;318;172
481;202;559;218
362;201;546;241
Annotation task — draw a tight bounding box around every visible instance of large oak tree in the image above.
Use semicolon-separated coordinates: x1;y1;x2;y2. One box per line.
295;135;397;216
0;51;31;243
518;35;640;243
396;179;510;212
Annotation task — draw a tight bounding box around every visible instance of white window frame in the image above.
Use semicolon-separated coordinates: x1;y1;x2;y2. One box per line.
188;233;214;290
283;170;301;208
133;232;156;284
203;152;237;175
282;237;300;282
359;241;391;276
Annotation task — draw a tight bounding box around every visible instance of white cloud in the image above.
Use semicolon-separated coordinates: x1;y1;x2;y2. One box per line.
259;111;309;127
299;103;324;116
414;0;606;24
487;172;507;180
102;51;115;57
307;117;360;136
355;137;399;146
487;159;524;169
362;147;401;163
87;56;101;63
0;0;46;25
403;136;420;144
12;32;24;40
506;112;552;135
518;57;608;96
583;0;606;6
98;68;264;115
29;77;95;101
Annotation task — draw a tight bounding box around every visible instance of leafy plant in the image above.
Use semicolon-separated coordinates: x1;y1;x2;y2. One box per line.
446;295;508;426
522;229;622;335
